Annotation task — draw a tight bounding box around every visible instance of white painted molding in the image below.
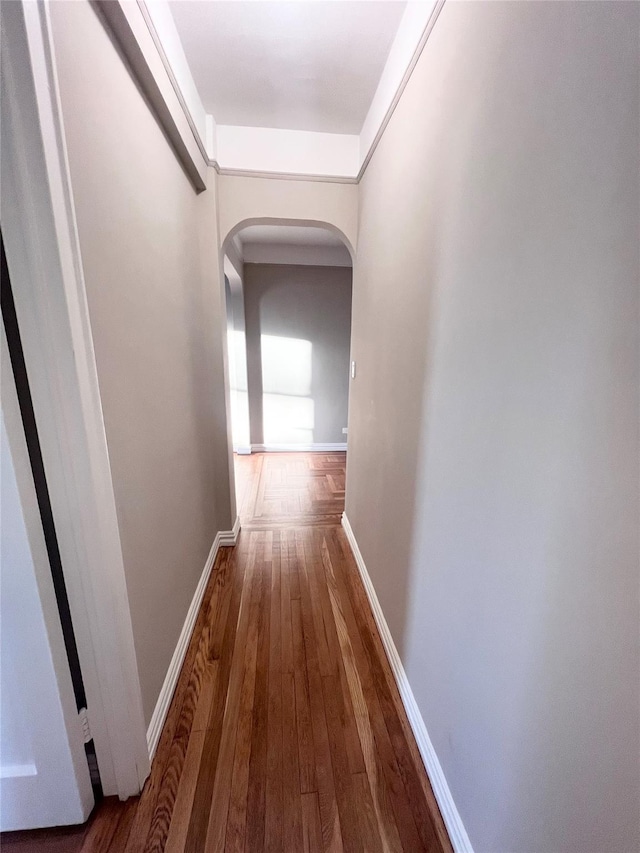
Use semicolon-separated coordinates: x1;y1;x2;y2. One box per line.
146;519;240;759
359;0;442;171
341;513;474;853
206;113;217;161
215;166;358;185
219;516;241;547
137;0;208;148
251;443;347;453
234;445;252;456
95;0;207;191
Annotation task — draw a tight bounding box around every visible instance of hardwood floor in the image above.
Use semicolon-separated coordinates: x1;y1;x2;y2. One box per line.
2;453;451;853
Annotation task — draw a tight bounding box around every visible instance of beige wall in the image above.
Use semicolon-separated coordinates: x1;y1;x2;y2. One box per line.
217;173;359;257
50;2;230;724
243;264;352;446
346;2;640;851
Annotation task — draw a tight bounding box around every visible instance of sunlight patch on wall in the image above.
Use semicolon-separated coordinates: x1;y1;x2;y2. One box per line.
228;330;250;447
229;330;248;392
261;334;314;444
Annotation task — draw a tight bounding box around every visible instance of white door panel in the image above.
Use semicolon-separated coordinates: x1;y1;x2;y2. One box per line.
0;329;94;830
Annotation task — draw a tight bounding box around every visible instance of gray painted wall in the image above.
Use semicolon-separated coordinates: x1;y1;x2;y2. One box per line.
346;2;639;851
51;1;230;724
243;263;352;446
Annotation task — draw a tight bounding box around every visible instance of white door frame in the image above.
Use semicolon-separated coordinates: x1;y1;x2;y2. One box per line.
1;0;149;798
1;326;95;830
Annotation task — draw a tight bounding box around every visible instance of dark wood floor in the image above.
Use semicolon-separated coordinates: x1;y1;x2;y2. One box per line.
3;453;451;853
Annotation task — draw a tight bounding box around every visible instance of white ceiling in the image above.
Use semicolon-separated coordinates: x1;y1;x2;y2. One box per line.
169;1;407;134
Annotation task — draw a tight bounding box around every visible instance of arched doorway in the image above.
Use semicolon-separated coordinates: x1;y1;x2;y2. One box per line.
220;220;355;517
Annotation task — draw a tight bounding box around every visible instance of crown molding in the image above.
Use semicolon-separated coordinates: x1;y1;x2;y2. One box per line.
357;0;446;182
135;0;208;163
213;164;358;185
95;0;207;191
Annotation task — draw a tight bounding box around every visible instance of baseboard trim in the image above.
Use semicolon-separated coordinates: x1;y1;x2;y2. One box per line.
341;512;474;853
219;515;241;546
146;517;241;759
251;443;347;453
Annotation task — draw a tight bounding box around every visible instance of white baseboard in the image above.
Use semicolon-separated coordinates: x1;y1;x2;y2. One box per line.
341;513;473;853
234;445;252;455
251;442;347;453
146;517;241;759
219;515;241;546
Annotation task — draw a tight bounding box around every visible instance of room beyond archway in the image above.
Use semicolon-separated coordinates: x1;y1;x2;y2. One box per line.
222;222;354;518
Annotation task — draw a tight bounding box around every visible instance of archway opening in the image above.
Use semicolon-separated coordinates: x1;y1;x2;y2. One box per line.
221;220;354;521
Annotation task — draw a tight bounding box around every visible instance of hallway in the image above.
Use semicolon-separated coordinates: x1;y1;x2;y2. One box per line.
2;1;638;848
5;453;450;852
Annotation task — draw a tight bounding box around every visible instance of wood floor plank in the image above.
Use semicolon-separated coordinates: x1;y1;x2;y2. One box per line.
224;544;263;852
182;540;248;853
330;530;446;845
288;528;301;600
246;538;271;853
78;799;124;853
291;596;317;796
298;533;344;853
282;672;304;852
303;533;333;678
204;534;259;851
352;772;385;853
265;532;284;853
143;732;191;852
281;530;294;676
106;800;137;852
317;536;366;777
301;792;324;853
326;531;440;853
122;548;234;853
321;538;403;853
321;673;363;853
163;730;206;853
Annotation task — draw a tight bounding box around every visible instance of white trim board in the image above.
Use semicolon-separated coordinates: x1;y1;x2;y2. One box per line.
358;0;444;178
341;513;474;853
233;445;252;456
96;0;207;191
251;443;347;453
137;0;208;150
146;518;240;759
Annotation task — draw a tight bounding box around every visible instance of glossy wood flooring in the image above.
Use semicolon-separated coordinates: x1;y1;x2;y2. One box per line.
3;453;451;853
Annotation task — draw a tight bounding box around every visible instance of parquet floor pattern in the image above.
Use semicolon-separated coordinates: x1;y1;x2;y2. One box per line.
235;453;346;529
2;453;451;853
